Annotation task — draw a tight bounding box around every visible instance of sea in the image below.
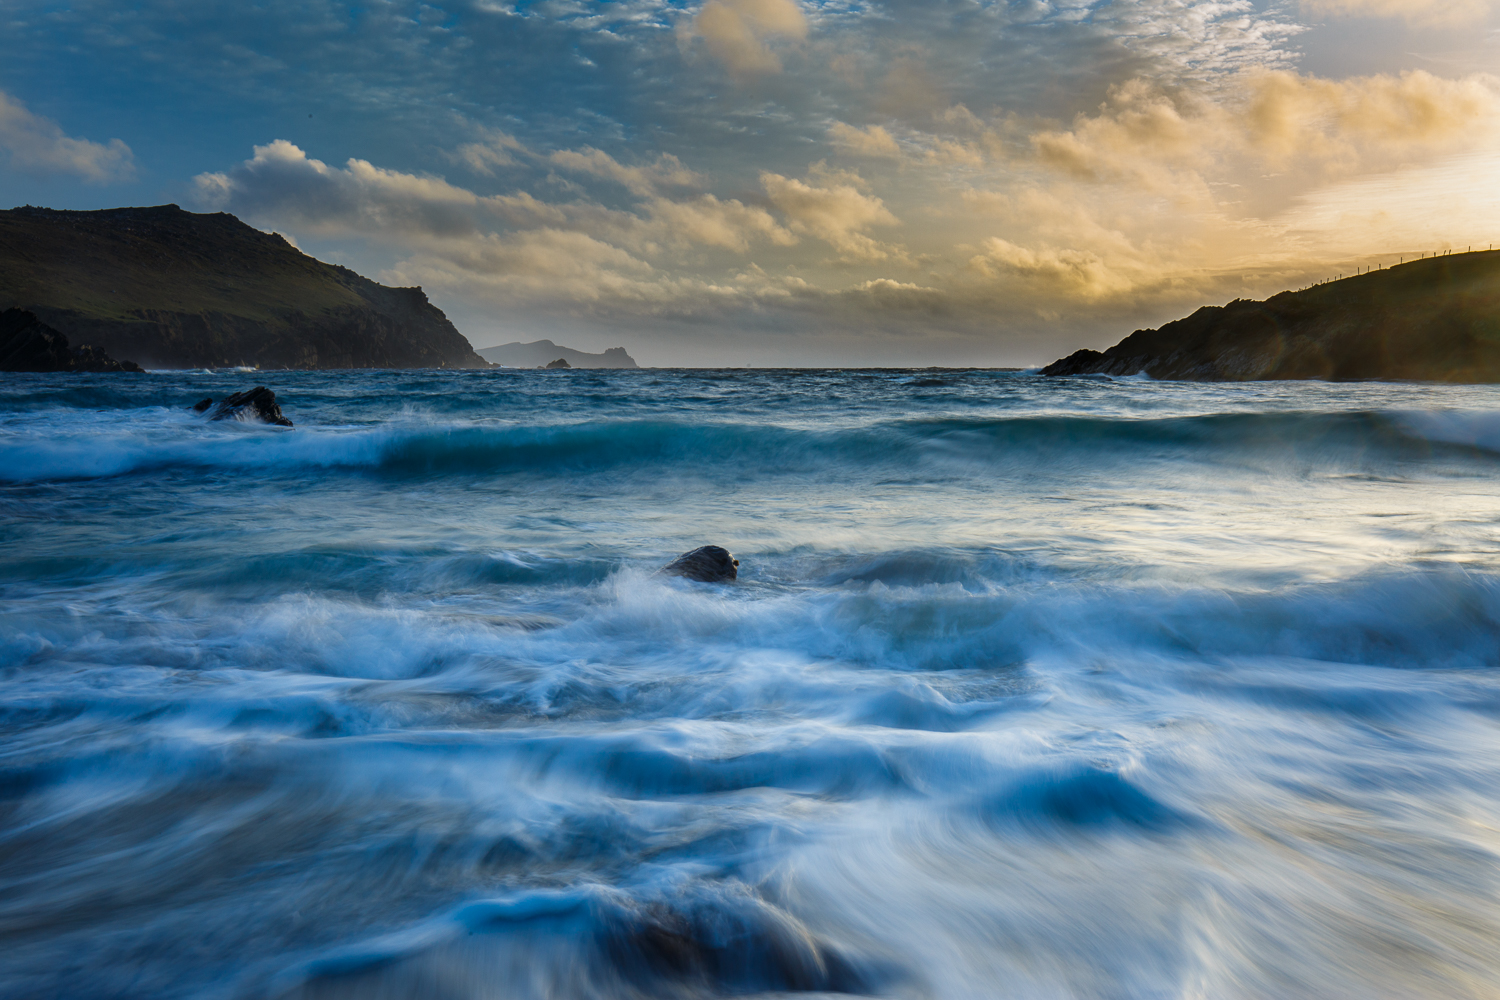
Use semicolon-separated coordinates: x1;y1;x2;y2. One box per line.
4;367;1500;1000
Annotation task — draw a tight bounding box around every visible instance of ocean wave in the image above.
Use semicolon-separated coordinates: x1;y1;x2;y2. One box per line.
284;881;894;1000
3;406;1499;483
5;557;1500;999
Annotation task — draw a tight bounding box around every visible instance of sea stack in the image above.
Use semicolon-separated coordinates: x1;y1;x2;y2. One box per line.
195;387;294;426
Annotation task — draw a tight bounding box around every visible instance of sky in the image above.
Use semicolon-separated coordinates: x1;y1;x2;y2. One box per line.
2;0;1500;366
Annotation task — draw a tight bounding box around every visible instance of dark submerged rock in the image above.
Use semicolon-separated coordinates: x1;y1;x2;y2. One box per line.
0;308;143;373
661;545;739;583
600;896;875;996
205;386;293;426
191;397;214;412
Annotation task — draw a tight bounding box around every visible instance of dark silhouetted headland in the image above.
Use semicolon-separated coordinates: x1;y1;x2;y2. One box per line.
0;205;487;370
1043;249;1500;382
0;308;143;373
478;339;639;369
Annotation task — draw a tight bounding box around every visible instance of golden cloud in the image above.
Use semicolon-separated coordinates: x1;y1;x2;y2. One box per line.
828;122;902;159
681;0;808;77
969;238;1141;301
645;194;798;251
760;168;901;260
1028;69;1500;190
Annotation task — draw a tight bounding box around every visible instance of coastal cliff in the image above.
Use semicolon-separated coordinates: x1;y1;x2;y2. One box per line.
0;205;487;370
1;308;143;372
1042;250;1500;382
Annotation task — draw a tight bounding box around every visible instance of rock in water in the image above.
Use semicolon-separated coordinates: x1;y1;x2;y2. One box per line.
0;308;143;373
206;387;293;426
191;398;213;413
661;546;739;583
544;358;572;369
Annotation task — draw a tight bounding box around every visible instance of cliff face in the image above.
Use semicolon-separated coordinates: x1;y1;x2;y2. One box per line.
477;339;639;369
0;205;487;370
1042;250;1500;382
0;308;143;372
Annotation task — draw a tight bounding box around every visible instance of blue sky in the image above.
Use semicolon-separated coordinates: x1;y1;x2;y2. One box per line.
4;0;1499;365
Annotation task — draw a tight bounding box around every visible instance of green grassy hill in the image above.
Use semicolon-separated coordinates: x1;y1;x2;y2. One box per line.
1043;250;1500;382
0;205;486;369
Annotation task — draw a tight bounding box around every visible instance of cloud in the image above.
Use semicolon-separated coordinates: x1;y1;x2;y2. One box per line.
1275;149;1500;254
680;0;808;76
1243;69;1500;166
0;91;134;183
760;167;900;260
842;278;949;314
196;139;805;260
1026;69;1500;192
548;148;700;196
645;194;797;251
1301;0;1495;26
387;231;814;319
453;128;526;174
828;122;901;159
1031;79;1212;184
1094;0;1302;83
193;139;485;238
969;238;1142;302
395;228;657;302
923;139;986;167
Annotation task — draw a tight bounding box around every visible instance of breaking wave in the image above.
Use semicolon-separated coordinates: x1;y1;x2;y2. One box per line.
4;405;1500;483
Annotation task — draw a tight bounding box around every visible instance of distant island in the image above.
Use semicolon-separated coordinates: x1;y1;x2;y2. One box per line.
1043;250;1500;382
478;339;638;369
0;205;487;370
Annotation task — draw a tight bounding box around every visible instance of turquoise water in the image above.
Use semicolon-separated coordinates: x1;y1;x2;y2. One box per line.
5;368;1500;999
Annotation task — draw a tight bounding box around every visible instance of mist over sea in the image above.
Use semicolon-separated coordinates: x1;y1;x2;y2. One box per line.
6;368;1500;999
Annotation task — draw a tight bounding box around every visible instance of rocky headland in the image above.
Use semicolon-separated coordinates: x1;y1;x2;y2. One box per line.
1;308;143;373
1042;250;1500;382
0;205;487;370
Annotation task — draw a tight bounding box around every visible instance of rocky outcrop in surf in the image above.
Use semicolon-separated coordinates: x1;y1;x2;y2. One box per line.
0;308;143;373
193;386;293;426
0;205;487;370
1042;249;1500;382
661;546;739;582
544;358;572;369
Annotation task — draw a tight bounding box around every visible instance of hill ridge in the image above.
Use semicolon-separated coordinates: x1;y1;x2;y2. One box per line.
1041;250;1500;383
0;204;486;370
